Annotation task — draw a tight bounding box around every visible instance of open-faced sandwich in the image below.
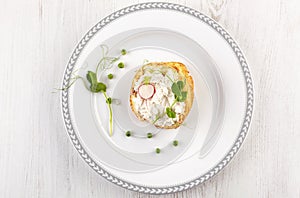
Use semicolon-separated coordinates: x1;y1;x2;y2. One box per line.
130;62;194;129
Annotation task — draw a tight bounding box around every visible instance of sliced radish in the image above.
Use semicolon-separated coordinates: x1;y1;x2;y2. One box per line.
138;84;156;100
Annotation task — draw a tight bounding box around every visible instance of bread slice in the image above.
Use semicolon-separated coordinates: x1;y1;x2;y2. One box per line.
130;62;194;129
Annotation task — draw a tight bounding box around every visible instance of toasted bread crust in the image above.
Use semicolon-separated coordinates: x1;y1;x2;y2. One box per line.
130;62;194;129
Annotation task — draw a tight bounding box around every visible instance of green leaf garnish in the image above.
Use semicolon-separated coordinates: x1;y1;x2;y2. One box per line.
152;113;162;124
86;72;112;136
106;97;112;104
95;44;120;74
103;92;113;136
55;44;128;137
166;107;176;118
86;71;107;93
165;80;188;119
178;91;187;102
142;59;149;65
172;80;187;102
165;74;174;83
171;82;181;97
143;76;151;84
86;71;98;86
177;81;184;90
96;82;106;92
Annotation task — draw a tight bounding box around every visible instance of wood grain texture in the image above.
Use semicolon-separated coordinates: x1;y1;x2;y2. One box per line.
0;0;300;197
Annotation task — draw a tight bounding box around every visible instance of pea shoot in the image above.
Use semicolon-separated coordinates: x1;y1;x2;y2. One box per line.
166;107;176;118
95;45;120;75
56;45;129;137
107;73;114;79
106;97;112;104
86;71;113;136
166;80;187;118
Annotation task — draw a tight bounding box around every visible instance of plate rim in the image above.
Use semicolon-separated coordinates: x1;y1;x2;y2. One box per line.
61;2;254;194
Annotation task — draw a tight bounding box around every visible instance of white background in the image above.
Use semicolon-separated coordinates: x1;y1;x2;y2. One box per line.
0;0;300;197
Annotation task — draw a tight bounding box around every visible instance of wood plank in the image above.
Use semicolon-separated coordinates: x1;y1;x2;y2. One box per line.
0;0;299;197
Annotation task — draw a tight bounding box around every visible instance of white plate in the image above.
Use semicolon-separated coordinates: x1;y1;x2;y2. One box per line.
61;2;254;194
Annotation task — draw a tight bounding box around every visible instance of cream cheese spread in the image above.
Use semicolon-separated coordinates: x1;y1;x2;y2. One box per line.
132;65;185;127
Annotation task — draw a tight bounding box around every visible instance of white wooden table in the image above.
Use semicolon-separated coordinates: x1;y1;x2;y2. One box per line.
1;0;300;197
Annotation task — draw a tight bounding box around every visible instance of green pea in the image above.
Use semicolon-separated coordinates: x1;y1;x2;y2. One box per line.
107;73;113;79
118;62;125;68
173;140;178;146
147;133;153;138
121;49;127;55
125;131;131;137
155;148;160;154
